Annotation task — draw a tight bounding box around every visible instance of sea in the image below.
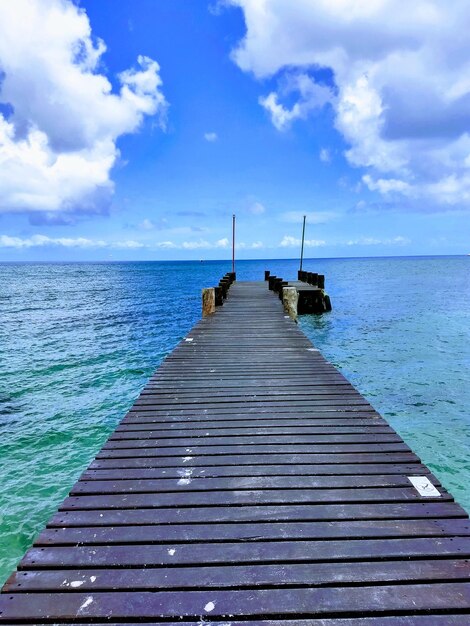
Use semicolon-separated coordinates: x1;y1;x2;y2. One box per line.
1;256;469;584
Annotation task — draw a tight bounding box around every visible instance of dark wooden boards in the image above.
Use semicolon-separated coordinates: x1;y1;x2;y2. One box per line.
1;280;469;624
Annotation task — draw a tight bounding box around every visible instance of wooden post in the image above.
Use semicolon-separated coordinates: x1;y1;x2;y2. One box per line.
273;277;283;293
265;270;270;281
202;288;215;316
214;286;223;306
283;286;298;321
279;281;289;300
219;279;229;298
317;274;325;289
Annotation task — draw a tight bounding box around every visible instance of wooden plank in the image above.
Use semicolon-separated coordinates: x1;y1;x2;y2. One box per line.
18;538;470;568
5;559;470;592
102;434;403;448
96;443;412;457
2;584;470;620
69;474;441;495
48;501;468;527
60;486;451;510
35;518;470;545
81;463;428;479
88;452;423;468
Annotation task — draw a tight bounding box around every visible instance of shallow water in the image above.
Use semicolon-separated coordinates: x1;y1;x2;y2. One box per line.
1;257;469;583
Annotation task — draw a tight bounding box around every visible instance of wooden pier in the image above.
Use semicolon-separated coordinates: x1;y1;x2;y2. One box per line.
1;280;470;623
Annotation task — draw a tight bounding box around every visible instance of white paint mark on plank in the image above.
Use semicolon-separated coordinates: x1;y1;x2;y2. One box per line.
185;338;194;342
78;596;93;613
204;601;215;612
167;548;176;556
408;476;441;497
178;477;191;485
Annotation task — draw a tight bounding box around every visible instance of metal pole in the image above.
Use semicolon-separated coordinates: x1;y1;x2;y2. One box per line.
299;215;306;271
232;214;236;273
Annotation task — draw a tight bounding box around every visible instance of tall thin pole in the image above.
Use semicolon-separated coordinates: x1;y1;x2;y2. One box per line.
232;214;236;273
299;214;306;271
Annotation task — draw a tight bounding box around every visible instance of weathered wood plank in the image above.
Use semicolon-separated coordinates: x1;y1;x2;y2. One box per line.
48;501;468;527
18;538;470;568
35;518;470;545
5;559;470;592
2;583;470;620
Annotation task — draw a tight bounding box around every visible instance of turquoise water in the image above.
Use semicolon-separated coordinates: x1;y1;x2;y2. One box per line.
1;257;469;584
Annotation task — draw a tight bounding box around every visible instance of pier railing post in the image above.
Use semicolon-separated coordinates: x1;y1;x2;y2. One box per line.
283;286;298;321
202;288;216;316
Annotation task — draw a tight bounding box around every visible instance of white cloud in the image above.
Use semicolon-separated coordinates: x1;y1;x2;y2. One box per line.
155;240;177;249
0;234;144;249
346;236;411;246
139;219;156;230
237;241;264;249
204;132;218;142
229;0;470;208
248;201;266;215
215;238;230;248
319;148;331;163
0;0;167;217
181;239;211;250
362;175;412;195
259;73;334;131
280;235;326;248
280;210;338;224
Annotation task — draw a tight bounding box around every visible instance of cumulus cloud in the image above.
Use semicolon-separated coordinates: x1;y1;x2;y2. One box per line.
204;132;218;142
260;73;334;131
0;0;167;218
229;0;470;208
280;235;326;248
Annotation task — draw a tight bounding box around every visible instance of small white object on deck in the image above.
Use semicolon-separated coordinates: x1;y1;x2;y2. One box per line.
408;476;441;497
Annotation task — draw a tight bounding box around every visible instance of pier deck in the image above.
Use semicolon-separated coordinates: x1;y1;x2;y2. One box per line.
1;281;470;623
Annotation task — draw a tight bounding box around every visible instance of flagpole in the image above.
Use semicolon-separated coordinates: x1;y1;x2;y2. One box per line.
232;214;236;274
299;215;306;271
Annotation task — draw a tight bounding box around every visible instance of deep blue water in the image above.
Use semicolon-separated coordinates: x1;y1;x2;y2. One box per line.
0;257;469;583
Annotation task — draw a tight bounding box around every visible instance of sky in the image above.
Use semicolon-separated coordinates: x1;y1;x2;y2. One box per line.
0;0;469;261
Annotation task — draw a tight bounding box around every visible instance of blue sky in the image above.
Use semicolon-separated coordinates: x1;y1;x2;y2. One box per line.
0;0;469;261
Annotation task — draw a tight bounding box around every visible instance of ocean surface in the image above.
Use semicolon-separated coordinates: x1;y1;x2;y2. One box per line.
1;256;469;584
